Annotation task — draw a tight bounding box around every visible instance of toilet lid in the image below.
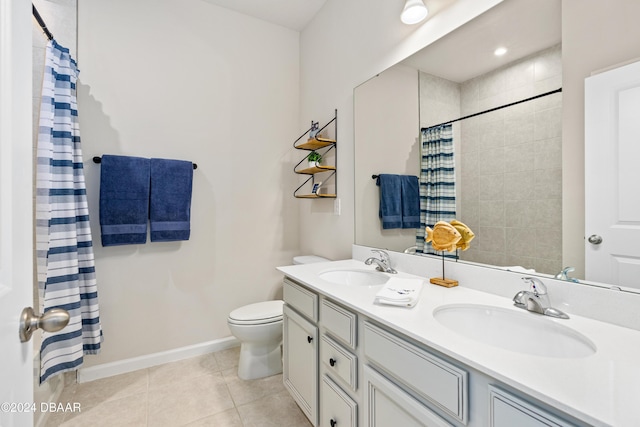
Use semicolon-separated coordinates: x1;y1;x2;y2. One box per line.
228;300;284;324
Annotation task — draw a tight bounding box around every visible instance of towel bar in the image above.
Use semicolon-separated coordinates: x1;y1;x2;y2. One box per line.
93;156;197;169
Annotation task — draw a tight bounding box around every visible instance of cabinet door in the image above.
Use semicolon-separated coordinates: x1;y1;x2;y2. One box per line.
364;366;452;427
489;386;574;427
321;375;357;427
284;304;318;426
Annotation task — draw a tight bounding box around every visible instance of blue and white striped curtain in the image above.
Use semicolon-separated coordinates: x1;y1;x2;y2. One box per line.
36;40;102;383
416;124;456;254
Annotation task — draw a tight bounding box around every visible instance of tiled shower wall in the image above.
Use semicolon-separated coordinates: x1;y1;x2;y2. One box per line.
420;45;562;275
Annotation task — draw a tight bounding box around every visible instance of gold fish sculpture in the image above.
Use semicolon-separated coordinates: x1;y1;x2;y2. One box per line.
425;221;461;252
450;219;475;251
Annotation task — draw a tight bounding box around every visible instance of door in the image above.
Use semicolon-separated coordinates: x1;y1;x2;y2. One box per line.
585;59;640;290
0;0;35;426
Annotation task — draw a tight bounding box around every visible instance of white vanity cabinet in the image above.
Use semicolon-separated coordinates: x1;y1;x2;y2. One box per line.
283;278;319;425
282;275;584;427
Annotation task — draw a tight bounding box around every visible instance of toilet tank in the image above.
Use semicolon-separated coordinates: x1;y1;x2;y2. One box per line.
293;255;329;265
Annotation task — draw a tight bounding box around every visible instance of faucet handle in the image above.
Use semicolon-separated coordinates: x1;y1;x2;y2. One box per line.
555;266;579;283
521;277;547;296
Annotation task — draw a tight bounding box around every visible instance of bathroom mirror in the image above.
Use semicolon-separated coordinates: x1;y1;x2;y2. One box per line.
354;0;638;293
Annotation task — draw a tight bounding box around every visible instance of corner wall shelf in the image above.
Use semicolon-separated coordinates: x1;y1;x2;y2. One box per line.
293;110;337;199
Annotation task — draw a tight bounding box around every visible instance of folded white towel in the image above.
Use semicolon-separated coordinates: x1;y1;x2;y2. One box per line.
374;278;424;307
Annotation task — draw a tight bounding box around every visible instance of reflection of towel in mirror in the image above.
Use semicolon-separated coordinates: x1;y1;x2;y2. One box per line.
400;175;420;228
376;174;402;229
150;158;193;242
374;278;424;307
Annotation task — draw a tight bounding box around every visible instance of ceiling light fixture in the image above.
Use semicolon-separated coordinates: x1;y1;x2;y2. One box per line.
494;47;508;56
401;0;428;25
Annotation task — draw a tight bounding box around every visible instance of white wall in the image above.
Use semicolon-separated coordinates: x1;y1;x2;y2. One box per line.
298;0;504;261
78;0;300;366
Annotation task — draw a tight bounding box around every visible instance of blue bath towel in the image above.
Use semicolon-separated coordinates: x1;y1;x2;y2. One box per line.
99;155;150;246
149;158;193;242
376;174;402;229
400;175;420;229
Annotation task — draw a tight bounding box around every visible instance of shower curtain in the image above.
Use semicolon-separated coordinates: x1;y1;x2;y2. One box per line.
416;124;456;254
36;40;102;383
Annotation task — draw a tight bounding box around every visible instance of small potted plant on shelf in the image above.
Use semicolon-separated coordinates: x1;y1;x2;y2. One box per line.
307;151;322;168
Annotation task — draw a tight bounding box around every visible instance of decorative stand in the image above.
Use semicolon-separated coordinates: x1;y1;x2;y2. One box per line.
429;252;458;288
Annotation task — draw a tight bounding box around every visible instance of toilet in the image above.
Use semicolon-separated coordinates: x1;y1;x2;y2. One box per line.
227;255;329;380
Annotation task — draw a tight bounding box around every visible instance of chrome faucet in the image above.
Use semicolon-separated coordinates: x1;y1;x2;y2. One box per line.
364;250;397;274
513;277;569;319
554;266;579;283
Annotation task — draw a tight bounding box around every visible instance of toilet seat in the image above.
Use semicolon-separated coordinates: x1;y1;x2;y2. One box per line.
228;300;284;325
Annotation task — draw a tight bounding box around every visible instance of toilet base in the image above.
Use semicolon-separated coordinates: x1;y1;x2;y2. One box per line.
237;341;283;380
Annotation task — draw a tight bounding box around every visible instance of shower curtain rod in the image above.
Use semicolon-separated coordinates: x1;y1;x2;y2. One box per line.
422;87;562;131
32;3;54;41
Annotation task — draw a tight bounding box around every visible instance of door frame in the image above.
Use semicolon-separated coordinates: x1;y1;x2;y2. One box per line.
0;0;35;425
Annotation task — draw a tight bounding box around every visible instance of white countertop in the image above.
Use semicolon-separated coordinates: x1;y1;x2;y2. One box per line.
277;259;640;427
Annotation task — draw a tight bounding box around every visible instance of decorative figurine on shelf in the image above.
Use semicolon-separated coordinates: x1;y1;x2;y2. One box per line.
309;121;320;139
424;220;475;288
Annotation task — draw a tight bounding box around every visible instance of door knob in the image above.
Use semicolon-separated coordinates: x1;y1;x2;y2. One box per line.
19;307;70;342
588;234;603;245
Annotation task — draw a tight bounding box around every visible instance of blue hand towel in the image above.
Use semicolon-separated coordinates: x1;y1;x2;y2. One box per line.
149;158;193;242
99;155;150;246
400;175;420;229
376;174;402;229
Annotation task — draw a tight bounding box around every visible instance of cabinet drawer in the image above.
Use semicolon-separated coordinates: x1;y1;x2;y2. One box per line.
364;365;452;427
284;277;318;321
364;321;468;424
321;375;357;427
321;335;357;391
489;386;574;427
321;299;357;349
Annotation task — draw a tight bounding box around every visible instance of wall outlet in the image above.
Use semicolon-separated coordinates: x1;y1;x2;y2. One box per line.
334;198;341;215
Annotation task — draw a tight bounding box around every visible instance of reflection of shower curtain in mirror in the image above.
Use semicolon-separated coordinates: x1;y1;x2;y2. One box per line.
416;124;456;254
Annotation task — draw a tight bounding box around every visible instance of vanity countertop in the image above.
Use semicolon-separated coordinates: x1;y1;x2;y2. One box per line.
277;259;640;427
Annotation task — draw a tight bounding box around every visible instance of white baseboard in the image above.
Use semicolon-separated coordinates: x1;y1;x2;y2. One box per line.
77;336;240;383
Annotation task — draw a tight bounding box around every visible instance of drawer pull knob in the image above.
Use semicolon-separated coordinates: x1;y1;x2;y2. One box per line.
330;419;337;427
329;358;336;367
307;336;313;343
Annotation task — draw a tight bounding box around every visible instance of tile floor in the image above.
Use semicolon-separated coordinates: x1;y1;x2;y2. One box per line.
44;347;312;427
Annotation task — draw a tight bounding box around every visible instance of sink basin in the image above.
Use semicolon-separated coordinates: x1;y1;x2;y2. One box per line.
433;304;596;359
319;269;389;287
